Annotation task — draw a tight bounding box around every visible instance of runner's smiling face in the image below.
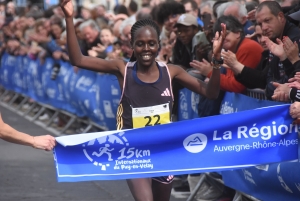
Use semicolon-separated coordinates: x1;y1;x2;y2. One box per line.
132;26;159;67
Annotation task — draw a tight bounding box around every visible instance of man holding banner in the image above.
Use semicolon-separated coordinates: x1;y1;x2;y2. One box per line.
0;113;55;151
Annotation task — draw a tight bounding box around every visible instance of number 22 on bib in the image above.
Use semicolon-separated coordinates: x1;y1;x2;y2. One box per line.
132;103;170;128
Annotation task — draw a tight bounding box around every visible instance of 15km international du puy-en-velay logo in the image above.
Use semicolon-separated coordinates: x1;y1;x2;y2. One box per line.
82;132;154;171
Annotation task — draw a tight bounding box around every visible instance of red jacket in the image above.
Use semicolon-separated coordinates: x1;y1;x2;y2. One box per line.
208;38;263;93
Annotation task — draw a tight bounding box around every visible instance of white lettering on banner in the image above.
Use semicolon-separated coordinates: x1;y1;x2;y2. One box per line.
114;159;154;170
57;84;64;101
115;159;151;165
179;91;189;119
213;131;232;140
277;164;293;193
46;88;56;98
46;63;52;70
82;132;154;171
213;138;298;152
118;147;150;159
213;122;297;141
63;73;71;85
76;76;93;91
214;144;250;152
84;100;90;109
61;67;68;76
191;92;199;114
89;84;97;93
255;165;269;171
220;101;238;114
295;183;300;192
5;55;16;66
13;73;22;87
94;109;105;121
243;169;256;185
103;101;115;118
111;85;119;95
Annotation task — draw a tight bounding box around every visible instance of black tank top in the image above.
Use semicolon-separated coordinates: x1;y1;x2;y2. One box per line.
117;61;173;130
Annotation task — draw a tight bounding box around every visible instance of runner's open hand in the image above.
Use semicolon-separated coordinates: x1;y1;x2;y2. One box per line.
60;0;73;18
212;23;226;57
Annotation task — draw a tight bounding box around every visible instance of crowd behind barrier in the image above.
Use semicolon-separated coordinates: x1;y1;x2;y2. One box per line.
1;53;300;201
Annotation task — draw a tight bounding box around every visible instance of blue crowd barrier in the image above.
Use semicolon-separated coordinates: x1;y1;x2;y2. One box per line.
0;53;16;91
0;54;121;131
178;88;199;120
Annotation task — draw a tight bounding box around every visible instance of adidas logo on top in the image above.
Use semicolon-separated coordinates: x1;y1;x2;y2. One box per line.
161;88;171;96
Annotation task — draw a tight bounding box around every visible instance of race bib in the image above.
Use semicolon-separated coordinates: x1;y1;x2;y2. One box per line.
132;103;170;128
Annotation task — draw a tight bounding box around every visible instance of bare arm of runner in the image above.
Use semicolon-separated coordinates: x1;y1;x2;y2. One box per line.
169;64;220;99
0;113;56;151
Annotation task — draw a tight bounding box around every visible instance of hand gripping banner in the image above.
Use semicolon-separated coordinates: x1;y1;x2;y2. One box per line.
53;104;298;182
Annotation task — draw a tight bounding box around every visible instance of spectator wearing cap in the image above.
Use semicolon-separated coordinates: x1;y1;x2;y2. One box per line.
173;13;208;71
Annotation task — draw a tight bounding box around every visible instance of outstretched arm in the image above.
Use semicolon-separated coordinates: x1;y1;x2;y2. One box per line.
0;114;56;151
60;0;124;75
170;64;220;99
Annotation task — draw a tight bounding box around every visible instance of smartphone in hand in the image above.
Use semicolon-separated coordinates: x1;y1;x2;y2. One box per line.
202;13;212;31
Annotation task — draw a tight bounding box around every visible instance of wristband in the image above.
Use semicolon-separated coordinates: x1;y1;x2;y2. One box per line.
212;56;223;65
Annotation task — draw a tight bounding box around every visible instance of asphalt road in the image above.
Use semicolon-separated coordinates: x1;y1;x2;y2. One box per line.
0;104;186;201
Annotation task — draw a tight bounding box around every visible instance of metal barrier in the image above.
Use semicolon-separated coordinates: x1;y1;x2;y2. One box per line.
0;86;107;136
246;88;267;100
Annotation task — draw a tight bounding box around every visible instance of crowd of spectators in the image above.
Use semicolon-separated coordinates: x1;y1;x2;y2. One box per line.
1;0;300;200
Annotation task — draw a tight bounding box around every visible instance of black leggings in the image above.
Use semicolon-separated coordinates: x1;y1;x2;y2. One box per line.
126;178;173;201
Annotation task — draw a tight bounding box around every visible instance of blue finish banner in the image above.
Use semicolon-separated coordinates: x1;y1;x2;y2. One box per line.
53;104;297;182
